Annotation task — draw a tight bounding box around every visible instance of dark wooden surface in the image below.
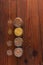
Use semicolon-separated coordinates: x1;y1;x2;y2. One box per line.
0;0;43;65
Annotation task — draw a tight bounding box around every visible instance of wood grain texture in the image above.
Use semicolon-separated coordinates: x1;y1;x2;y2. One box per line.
38;0;43;64
0;0;17;65
0;0;43;65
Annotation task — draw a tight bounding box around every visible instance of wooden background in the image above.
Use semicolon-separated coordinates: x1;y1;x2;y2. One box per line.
0;0;43;65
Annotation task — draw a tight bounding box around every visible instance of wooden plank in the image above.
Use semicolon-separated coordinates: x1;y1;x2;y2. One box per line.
17;0;30;65
0;0;17;65
29;0;42;65
38;0;43;64
17;0;42;65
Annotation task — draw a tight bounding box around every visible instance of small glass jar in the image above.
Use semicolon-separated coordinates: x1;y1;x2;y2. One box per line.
14;48;23;57
14;37;23;47
14;28;23;36
13;17;23;27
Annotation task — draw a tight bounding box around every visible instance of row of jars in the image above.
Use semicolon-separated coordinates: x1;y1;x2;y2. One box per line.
7;48;23;57
7;17;24;57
